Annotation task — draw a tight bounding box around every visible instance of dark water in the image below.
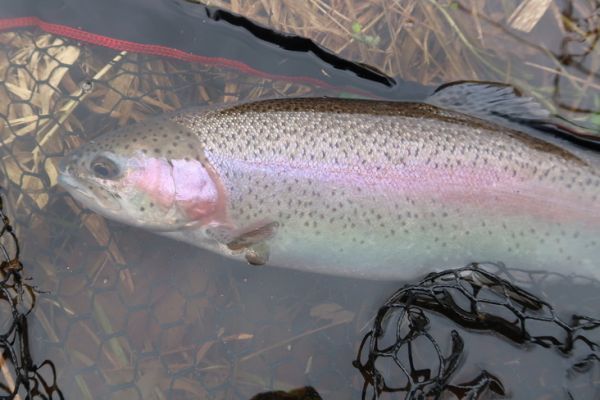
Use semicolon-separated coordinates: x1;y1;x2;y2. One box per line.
0;0;598;399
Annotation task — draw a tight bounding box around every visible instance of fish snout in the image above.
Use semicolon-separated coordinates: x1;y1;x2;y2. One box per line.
58;154;73;176
59;145;90;175
57;151;86;190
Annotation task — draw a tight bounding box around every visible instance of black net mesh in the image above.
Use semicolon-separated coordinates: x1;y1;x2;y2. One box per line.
354;263;600;399
0;194;63;399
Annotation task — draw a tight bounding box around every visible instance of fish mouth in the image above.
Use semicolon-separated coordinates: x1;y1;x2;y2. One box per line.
58;156;90;196
57;172;94;200
58;172;123;213
58;153;75;174
57;157;95;200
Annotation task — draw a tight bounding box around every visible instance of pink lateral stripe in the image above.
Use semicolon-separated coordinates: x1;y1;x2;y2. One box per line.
230;156;597;226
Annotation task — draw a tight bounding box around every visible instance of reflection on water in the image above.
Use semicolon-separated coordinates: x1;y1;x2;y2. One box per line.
0;0;598;399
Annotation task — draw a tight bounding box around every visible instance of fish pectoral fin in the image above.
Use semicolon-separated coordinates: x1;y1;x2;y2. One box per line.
205;221;278;266
225;221;279;251
226;221;277;267
205;223;236;243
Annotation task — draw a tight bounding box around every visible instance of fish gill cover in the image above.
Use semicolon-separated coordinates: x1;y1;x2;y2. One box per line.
0;0;599;399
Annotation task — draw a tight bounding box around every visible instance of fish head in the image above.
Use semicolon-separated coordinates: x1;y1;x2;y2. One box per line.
58;117;227;232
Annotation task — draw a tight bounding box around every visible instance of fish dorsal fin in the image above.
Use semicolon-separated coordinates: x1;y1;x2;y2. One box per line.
426;81;550;122
426;81;600;152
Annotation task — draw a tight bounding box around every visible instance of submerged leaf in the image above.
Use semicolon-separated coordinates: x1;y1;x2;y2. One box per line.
310;303;354;324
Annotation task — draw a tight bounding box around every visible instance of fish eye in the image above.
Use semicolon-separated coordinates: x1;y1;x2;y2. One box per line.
90;156;120;180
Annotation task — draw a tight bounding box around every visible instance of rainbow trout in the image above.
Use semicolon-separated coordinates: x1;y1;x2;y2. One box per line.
58;82;600;280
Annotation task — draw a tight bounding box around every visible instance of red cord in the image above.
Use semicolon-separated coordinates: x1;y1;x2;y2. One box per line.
0;16;367;94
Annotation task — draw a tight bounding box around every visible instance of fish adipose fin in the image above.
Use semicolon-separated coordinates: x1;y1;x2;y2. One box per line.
426;81;600;152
